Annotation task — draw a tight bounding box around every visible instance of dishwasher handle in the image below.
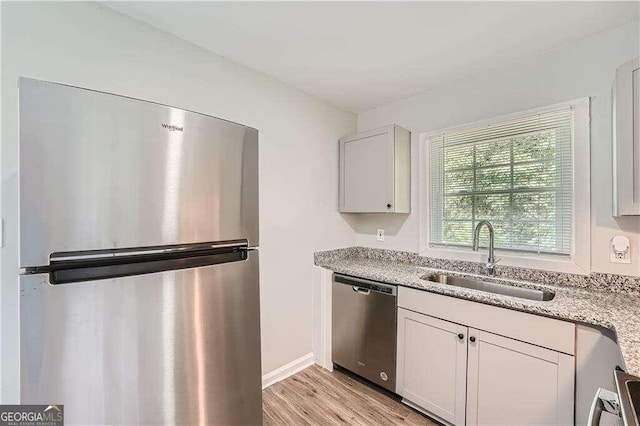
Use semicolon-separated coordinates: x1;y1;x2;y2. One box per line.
334;274;397;296
352;286;371;295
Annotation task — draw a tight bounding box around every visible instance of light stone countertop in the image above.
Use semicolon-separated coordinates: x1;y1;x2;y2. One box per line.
315;248;640;377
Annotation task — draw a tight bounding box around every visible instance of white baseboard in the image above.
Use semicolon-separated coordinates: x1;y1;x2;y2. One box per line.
262;352;315;389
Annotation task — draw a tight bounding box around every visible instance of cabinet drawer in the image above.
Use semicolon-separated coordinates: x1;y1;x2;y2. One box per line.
398;286;575;355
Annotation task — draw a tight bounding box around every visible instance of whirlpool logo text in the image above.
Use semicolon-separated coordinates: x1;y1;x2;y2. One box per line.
161;123;184;132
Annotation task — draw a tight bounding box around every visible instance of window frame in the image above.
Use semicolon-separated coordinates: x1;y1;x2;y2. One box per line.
419;98;591;275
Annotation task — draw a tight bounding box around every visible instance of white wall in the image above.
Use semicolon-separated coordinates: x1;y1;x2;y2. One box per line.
354;21;640;277
0;1;355;402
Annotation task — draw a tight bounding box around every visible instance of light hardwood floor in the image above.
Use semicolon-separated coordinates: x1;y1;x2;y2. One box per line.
263;365;441;425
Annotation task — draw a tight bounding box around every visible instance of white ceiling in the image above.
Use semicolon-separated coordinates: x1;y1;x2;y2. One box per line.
105;1;639;113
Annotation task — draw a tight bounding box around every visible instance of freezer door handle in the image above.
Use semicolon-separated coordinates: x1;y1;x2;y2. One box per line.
45;244;249;285
49;240;249;262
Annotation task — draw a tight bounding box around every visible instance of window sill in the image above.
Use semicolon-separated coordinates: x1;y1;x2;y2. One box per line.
419;245;590;276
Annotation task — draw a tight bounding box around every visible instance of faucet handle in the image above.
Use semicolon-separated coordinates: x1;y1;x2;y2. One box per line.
487;258;501;268
485;258;500;275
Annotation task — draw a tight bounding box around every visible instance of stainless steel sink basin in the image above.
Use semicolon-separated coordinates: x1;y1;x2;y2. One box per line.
421;273;555;302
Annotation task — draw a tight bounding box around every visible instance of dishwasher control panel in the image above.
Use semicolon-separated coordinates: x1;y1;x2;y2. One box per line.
334;274;397;295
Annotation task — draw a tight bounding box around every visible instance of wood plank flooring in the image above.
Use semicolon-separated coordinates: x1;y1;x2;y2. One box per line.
263;365;441;425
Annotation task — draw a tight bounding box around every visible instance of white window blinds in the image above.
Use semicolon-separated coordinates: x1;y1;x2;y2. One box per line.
428;108;574;255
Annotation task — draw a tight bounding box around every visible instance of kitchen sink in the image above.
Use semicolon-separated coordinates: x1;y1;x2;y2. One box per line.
421;273;555;302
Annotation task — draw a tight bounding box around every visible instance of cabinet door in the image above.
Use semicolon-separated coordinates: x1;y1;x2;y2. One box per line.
466;329;574;426
397;308;467;426
633;67;640;206
340;128;394;212
613;57;640;215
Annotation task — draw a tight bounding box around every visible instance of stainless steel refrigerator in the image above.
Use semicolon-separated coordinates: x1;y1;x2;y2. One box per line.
18;78;262;425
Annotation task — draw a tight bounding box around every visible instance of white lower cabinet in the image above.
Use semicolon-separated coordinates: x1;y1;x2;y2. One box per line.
397;308;467;425
397;306;575;426
466;329;575;426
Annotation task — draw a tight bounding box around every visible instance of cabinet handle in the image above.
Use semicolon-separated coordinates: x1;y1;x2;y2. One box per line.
457;333;464;340
386;203;392;208
469;336;476;343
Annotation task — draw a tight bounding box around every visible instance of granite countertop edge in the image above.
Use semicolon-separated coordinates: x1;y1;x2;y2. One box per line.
314;249;640;377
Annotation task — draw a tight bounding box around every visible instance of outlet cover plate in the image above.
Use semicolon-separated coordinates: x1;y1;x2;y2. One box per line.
610;235;631;264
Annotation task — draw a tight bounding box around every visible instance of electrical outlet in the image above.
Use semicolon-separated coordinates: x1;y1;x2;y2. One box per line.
610;235;631;264
376;229;385;242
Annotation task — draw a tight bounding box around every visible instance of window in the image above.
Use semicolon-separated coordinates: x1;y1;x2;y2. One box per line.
427;106;581;258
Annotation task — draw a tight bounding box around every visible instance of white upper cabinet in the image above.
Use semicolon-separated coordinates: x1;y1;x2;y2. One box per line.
339;125;410;213
613;57;640;216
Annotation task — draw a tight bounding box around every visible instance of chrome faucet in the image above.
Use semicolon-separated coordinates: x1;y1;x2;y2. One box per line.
472;220;499;275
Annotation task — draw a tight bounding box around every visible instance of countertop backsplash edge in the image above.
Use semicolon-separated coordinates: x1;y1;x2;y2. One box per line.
314;246;640;297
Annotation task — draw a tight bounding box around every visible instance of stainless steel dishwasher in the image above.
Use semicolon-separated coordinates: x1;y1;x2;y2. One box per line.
332;274;397;392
